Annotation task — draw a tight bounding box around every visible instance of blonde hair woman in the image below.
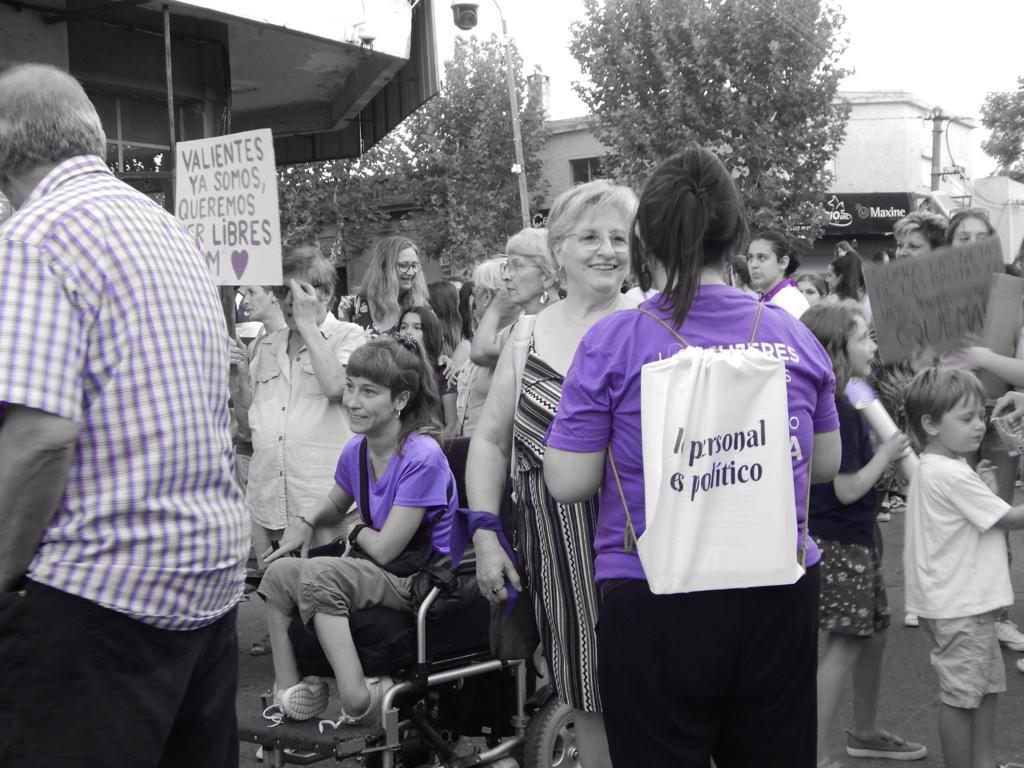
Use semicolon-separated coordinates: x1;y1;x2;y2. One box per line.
352;236;430;337
467;180;640;768
470;227;560;368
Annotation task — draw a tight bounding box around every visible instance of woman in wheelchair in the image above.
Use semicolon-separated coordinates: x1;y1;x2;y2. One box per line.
258;336;457;727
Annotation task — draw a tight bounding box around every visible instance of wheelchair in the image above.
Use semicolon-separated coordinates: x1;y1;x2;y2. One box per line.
237;438;581;768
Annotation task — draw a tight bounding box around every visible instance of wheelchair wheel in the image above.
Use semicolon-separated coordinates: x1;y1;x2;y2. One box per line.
523;698;580;768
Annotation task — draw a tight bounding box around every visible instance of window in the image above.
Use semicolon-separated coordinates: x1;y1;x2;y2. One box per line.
89;92;204;176
570;156;605;185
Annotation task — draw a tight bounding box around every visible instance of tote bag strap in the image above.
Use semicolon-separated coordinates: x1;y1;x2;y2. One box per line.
607;448;638;554
799;456;812;569
748;300;765;343
634;308;690;347
635;301;765;346
358;438;373;525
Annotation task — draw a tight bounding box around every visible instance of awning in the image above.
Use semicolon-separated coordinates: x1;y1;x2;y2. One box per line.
0;0;440;164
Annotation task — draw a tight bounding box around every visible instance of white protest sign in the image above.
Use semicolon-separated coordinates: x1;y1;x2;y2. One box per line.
174;128;282;286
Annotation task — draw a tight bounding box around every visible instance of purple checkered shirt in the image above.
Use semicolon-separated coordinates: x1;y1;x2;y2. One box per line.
0;156;248;630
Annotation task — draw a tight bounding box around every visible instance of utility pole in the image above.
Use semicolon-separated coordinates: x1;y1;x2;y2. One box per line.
497;7;531;229
930;108;945;192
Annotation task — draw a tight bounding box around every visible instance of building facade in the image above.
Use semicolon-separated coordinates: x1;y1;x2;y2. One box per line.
533;90;1024;265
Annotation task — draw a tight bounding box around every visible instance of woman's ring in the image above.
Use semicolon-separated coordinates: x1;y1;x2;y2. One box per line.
490;586;501;594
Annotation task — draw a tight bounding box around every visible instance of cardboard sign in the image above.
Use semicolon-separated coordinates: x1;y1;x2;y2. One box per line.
174;129;282;286
863;238;1004;363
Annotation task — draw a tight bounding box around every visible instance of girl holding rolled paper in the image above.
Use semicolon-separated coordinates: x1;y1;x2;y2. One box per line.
802;302;927;767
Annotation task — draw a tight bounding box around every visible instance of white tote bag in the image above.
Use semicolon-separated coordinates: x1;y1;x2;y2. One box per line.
609;306;807;594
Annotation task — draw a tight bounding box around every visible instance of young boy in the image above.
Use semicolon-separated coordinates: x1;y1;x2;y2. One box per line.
904;367;1024;768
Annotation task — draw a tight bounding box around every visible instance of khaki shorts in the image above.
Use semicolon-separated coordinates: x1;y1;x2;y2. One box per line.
257;555;416;629
921;611;1006;709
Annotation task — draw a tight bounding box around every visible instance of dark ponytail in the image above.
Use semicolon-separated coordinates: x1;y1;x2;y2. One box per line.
632;145;748;328
346;337;442;450
829;248;866;302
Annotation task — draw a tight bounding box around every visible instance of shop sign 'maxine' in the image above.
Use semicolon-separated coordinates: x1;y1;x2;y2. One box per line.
823;193;914;235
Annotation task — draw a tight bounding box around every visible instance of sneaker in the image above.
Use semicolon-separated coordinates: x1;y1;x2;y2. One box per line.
845;729;927;760
877;510;892;522
322;676;394;729
274;676;330;721
904;613;919;628
996;620;1024;652
887;494;906;512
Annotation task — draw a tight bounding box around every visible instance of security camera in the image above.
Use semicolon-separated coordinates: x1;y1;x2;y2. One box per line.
451;1;479;31
355;21;376;47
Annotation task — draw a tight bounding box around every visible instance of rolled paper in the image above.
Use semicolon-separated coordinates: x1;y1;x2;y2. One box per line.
845;377;920;475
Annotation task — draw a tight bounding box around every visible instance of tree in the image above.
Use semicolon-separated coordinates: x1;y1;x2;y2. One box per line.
570;0;849;245
276;34;547;277
981;77;1024;182
425;36;548;272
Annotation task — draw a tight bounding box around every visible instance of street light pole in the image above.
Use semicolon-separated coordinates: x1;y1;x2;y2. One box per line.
493;2;532;229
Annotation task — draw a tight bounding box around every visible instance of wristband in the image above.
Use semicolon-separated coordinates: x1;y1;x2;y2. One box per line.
297;516;315;530
348;523;368;550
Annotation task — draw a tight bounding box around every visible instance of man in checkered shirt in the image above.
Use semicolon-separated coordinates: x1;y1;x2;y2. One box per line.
0;64;249;766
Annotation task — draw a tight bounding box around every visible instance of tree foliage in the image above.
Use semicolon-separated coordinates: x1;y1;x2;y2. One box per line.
570;0;849;245
277;35;547;278
981;77;1024;182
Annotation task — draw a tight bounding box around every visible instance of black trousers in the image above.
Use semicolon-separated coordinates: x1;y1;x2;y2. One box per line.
598;565;820;768
0;580;239;768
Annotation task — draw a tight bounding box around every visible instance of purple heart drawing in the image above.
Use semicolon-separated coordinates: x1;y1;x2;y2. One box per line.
230;249;249;280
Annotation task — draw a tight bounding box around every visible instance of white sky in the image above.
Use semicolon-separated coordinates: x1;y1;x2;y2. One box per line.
437;0;1024;177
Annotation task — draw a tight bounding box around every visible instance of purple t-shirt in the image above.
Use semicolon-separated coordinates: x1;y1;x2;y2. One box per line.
334;433;456;554
547;285;839;582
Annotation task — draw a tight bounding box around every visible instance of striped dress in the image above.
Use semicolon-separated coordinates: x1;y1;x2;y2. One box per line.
512;338;602;712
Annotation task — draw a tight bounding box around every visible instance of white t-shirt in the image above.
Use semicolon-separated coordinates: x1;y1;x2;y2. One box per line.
624;286;659;304
770;283;810;319
904;453;1012;619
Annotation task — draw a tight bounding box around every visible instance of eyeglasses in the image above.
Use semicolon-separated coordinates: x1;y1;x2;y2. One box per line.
500;257;542;277
564;230;630;254
396;261;421;275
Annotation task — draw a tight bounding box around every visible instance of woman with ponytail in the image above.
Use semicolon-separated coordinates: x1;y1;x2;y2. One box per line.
543;145;842;768
257;337;455;728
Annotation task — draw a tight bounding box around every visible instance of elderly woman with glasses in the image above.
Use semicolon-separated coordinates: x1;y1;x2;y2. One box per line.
470;228;561;368
466;181;640;768
351;236;431;337
232;245;366;569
